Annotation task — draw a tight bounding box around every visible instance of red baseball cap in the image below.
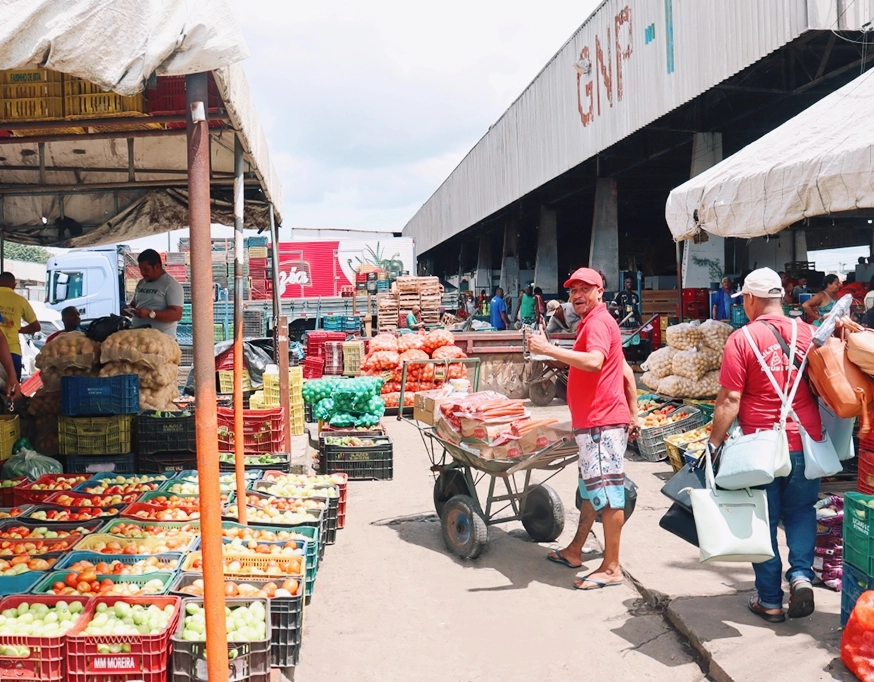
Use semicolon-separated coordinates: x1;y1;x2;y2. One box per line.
563;267;603;289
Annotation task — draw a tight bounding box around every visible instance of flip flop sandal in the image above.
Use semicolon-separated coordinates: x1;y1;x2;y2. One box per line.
788;581;815;619
573;574;623;590
546;551;582;569
748;596;786;623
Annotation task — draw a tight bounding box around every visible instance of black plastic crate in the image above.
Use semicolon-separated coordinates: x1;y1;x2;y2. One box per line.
65;452;136;474
171;597;271;682
136;410;196;454
138;451;198;475
218;452;290;474
60;374;139;416
322;437;393;481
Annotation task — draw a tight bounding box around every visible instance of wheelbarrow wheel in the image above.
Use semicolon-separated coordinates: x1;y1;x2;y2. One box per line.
521;484;565;542
575;478;638;523
441;495;488;559
433;469;472;517
528;378;556;407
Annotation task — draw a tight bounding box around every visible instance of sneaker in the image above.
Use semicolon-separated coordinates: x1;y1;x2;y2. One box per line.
788;580;815;619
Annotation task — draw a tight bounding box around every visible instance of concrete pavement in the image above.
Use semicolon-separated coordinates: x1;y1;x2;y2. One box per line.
293;403;854;682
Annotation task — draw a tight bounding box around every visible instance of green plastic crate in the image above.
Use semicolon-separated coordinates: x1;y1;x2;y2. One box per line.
844;492;874;575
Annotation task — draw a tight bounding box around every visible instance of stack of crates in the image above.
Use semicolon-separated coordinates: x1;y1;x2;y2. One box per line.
342;341;365;376
58;375;138;474
290;366;305;435
842;491;874;625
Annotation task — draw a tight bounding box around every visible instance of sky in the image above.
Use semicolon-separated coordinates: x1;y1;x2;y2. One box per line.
123;0;601;252
808;245;871;277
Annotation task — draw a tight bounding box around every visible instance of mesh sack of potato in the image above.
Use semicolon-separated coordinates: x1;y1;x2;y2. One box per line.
657;374;695;398
100;329;181;369
671;348;721;382
99;360;177;390
140;383;179;411
688;370;720;398
641;371;661;392
698;319;733;351
39;364;97;393
665;323;702;351
35;332;100;372
32;414;59;457
642;346;676;379
27;387;62;416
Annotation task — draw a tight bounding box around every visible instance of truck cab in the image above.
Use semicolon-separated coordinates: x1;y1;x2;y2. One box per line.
45;245;127;323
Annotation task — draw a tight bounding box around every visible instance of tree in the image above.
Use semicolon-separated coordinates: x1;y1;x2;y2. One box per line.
2;243;52;264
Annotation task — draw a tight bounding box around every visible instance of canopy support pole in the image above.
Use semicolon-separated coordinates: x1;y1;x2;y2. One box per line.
269;205;291;451
675;241;683;320
233;134;247;526
187;71;229;681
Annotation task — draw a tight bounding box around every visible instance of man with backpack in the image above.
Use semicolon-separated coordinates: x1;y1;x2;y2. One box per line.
707;268;822;623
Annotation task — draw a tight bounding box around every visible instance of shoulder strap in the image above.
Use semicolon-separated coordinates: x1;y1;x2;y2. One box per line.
741;320;808;424
760;320;803;371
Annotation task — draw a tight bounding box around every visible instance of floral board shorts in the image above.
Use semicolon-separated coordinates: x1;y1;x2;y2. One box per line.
574;425;628;512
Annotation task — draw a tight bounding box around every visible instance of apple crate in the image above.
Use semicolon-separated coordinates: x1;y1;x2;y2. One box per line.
60;375;139;417
22;505;122;523
0;594;91;682
44;490;141;506
31;570;175;596
74;533;200;555
171;598;270;682
637;406;705;462
844;492;874;575
56;550;184;573
65;595;180;682
0;478;27;507
138;452;198;475
58;415;134;455
136;410;196;454
13;475;92;507
251;481;338;545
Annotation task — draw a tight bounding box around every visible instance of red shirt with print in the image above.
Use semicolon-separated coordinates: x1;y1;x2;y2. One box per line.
718;315;822;451
567;303;630;429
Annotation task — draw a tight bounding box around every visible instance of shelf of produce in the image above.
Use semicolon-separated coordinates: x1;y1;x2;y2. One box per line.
13;475;92;507
74;533;198;555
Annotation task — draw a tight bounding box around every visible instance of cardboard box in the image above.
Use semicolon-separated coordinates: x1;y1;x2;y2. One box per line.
413;389;447;426
475;442;524;461
516;425;560;454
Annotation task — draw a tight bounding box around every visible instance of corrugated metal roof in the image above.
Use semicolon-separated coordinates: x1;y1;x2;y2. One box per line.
403;0;858;255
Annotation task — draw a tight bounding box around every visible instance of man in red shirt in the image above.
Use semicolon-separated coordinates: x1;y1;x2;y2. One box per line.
529;267;638;589
708;267;822;623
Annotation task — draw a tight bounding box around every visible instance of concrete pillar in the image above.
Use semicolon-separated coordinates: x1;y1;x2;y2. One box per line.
534;207;558;295
682;133;724;287
589;178;618;290
475;234;491;293
500;224;519;314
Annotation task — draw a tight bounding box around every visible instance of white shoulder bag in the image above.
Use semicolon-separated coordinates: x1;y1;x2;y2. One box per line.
686;445;774;563
744;319;841;480
713;320;799;490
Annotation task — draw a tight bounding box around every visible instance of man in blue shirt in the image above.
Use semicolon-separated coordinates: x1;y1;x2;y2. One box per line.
490;288;510;330
712;277;734;321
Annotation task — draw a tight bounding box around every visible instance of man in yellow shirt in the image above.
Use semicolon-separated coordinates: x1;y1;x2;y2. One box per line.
0;273;39;380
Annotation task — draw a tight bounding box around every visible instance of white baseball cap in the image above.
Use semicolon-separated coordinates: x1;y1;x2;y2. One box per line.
731;268;784;299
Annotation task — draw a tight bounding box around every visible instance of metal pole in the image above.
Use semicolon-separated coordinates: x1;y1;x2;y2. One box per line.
186;71;229;681
675;240;683;320
269;206;291;451
233;134;247;525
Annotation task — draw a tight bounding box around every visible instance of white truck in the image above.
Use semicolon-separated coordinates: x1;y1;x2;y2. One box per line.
45;237;455;337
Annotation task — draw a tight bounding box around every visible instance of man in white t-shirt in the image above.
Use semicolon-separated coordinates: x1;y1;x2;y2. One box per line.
125;249;184;338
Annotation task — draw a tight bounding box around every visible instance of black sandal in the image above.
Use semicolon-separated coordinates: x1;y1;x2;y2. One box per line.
788;581;815;619
748;596;786;623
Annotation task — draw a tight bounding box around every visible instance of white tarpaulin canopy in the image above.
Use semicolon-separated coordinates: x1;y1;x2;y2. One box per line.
0;0;283;246
666;68;874;242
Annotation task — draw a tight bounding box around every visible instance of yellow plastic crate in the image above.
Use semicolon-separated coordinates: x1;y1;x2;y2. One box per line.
249;391;266;410
63;76;146;118
218;369;252;394
0;415;19;461
0;68;63;121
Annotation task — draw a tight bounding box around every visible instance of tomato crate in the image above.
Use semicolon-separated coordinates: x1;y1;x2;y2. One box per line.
225;490;327;540
58;415;134;455
65;452;137;475
637;406;705;462
180;550;305;579
841;562;874;626
60;375;139;416
0;478;27;507
13;475;92;507
0;594;91;682
260;471;348;528
0;569;49;596
137;451;198;475
22;505;122;523
251;482;339;545
75;472;169;492
136;490;215;508
44;490;141;506
0;517;106;537
119;502;201;523
66;595;180;682
136;411;196;454
321;437;393;481
844;492;874;574
171;598;270;682
216;407;287;454
219;520;318;586
31;570;175;596
218;452;291;474
55;550;184;573
74;533;199;555
165;470;262;488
